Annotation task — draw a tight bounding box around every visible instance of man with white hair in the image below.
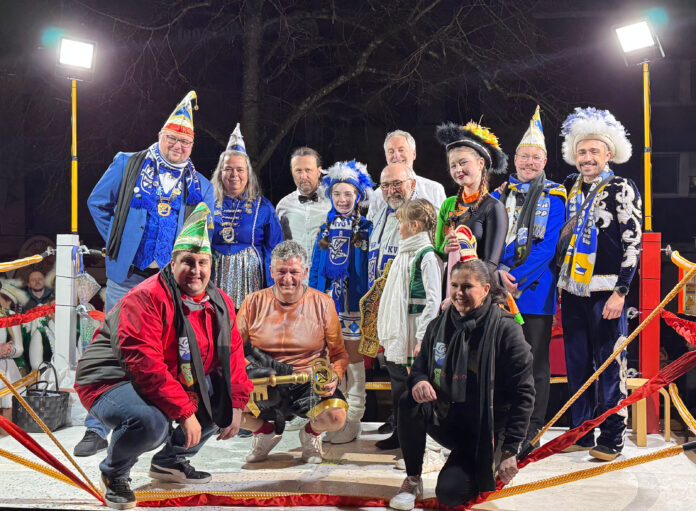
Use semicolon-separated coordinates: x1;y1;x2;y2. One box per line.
557;107;642;462
380;130;446;211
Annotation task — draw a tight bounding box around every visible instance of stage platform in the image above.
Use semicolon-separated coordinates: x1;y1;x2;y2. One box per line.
0;423;694;510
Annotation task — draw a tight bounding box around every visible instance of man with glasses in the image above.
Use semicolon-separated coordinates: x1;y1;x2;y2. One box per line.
376;130;446;213
79;91;214;458
491;106;566;452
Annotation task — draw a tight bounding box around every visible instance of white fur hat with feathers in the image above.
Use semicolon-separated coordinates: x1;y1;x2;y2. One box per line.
561;107;632;165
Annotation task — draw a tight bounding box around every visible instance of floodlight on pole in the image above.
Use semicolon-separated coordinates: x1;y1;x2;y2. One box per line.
56;36;96;234
615;18;665;435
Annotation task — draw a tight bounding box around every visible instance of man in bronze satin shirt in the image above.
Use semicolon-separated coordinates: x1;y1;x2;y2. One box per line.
237;240;349;464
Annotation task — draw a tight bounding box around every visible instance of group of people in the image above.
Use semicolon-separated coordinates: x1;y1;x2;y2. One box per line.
0;270;56;416
71;90;641;510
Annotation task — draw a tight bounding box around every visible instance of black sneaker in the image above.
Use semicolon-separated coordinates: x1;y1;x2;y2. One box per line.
149;459;212;484
589;444;621;461
74;430;108;457
378;413;394;434
100;473;136;510
375;433;400;450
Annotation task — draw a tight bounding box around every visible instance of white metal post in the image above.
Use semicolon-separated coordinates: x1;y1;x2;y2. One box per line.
54;234;79;387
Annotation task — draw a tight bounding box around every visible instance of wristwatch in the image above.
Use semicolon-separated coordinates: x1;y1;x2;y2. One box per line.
614;285;629;297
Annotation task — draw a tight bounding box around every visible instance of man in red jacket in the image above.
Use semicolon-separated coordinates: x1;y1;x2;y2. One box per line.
75;203;252;510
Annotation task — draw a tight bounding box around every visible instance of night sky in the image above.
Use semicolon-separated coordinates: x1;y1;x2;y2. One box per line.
1;0;695;252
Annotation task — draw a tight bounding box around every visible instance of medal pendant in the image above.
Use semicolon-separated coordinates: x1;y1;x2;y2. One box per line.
157;202;172;217
222;226;235;243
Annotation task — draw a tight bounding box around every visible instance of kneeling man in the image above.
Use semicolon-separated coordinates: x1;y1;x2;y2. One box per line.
237;240;349;464
75;204;252;510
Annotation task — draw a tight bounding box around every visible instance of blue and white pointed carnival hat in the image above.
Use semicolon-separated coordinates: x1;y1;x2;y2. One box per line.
517;105;546;154
162;90;197;137
226;123;247;153
320;159;375;205
561;107;632;165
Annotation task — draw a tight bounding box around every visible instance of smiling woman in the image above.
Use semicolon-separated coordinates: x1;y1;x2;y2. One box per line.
209;126;283;310
434;121;509;295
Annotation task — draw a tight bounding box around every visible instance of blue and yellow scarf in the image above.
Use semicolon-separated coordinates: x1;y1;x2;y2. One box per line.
558;168;613;296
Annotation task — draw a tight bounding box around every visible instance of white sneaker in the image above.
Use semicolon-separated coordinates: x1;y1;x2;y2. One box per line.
394;448;445;473
389;475;423;510
324;420;361;444
299;428;323;464
245;432;282;463
285;415;310;432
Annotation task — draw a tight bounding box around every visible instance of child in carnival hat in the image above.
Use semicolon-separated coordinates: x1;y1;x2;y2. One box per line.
309;159;374;444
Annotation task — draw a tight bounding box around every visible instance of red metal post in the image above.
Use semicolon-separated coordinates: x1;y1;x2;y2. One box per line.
639;231;661;433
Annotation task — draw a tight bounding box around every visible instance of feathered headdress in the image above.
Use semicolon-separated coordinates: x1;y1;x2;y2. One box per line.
561;107;632;165
436;121;508;174
320;159;375;205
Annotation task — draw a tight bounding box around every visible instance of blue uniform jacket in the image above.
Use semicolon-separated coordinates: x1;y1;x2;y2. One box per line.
492;184;566;315
87;151;215;283
211;196;283;286
308;217;372;313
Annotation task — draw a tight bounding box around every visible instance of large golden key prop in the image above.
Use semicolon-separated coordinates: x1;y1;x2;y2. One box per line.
246;358;337;417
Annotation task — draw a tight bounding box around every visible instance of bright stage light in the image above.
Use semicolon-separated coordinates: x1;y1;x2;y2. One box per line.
58;37;95;70
615;21;655;54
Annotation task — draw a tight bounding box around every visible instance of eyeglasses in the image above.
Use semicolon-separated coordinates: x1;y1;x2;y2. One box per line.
516;154;545;164
380;179;409;191
163;134;193;148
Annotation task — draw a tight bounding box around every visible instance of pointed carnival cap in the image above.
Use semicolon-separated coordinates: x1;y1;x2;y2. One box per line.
0;279;29;307
454;225;478;262
320;159;375;205
162;90;198;138
172;203;213;256
226;123;247;153
436;121;508;174
561;107;632;165
517;105;546;153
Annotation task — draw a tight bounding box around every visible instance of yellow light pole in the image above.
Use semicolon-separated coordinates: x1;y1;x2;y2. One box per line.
615;19;665;433
642;62;652;231
57;36;96;234
70;79;78;233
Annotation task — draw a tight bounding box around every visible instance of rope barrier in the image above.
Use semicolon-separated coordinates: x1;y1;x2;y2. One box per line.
0;248;55;273
481;442;696;503
0;370;39;399
0;304;55;329
0;447;81;488
531;262;696;446
0;370;102;498
669;383;696;435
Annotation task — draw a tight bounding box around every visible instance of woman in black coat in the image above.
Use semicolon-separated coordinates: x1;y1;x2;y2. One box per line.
389;258;535;510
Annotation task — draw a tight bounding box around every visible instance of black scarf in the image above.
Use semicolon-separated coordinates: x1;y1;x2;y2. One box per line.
160;264;235;426
432;297;492;403
430;297;504;492
500;171;546;269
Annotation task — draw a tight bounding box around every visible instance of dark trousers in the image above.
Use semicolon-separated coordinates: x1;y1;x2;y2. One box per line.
385;360;409;428
521;314;553;433
90;382;219;478
561;290;627;449
397;391;502;507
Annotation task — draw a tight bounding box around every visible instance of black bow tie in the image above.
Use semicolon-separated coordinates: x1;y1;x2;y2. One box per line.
299;192;319;204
